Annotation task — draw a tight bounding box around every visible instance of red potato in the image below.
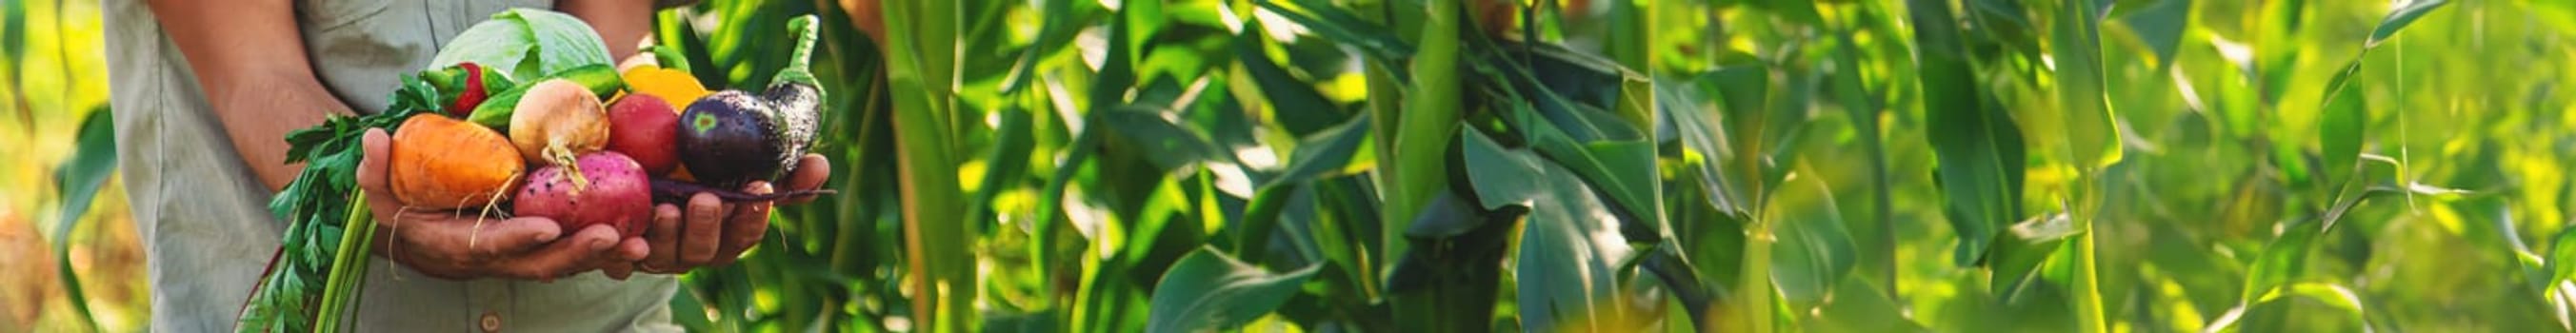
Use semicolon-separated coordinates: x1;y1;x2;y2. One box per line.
513;151;653;238
607;93;682;176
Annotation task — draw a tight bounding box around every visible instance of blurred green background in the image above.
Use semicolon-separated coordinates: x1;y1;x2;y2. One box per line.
14;0;2576;332
1;0;134;331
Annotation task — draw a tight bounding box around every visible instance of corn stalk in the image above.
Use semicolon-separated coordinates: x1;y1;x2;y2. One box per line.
879;0;974;330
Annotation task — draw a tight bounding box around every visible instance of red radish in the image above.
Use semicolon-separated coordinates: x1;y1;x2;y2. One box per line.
513;151;652;238
449;63;489;117
606;93;682;176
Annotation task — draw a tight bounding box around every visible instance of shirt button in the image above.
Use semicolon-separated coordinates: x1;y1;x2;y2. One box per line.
480;311;502;332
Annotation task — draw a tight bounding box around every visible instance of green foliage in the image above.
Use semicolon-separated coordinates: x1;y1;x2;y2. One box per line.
1459;128;1633;331
633;0;2572;331
6;1;133;331
1145;247;1319;332
50;108;112;331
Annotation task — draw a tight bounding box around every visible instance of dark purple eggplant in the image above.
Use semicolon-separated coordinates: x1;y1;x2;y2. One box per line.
675;15;829;188
676;90;788;187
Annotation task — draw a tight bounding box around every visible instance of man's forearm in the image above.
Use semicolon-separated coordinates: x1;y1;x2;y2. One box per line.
209;75;349;190
148;0;348;190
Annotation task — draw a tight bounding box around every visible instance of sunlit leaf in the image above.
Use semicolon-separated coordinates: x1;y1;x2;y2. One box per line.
2318;0;2449;197
50;108;113;331
1658;77;1743;215
2116;0;2192;68
2280;283;2373;328
2368;0;2451;48
1907;0;2027;265
1001;0;1086;94
2241;219;2322;303
1094;2;1144;108
1146;247;1322;333
2050;0;2123;168
1808;277;1926;332
1253;0;1415;60
1992;212;2080;302
1768;166;1857;309
1235;17;1347;136
2318;61;2366;194
2549;225;2576;286
968;108;1036;224
1459;129;1634;332
1268;116;1371;186
1099;105;1235;172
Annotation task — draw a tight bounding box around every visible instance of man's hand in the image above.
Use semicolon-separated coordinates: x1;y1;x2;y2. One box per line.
556;0;834;280
356;128;649;281
628;155;830;276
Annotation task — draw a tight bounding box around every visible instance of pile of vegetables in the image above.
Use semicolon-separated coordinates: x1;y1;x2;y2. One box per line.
236;10;833;332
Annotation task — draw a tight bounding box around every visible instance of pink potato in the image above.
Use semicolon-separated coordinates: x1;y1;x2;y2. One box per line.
514;151;653;238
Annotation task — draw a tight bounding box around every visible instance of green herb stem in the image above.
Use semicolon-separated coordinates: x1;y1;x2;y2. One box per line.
314;191;376;332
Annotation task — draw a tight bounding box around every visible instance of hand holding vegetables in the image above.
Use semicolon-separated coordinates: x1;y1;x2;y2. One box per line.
625;14;839;274
334;60;829;284
362;60;831;282
241;10;842;330
357;128;650;281
633;155;830;274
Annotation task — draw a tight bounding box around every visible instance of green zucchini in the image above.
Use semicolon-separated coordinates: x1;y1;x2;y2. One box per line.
468;64;626;129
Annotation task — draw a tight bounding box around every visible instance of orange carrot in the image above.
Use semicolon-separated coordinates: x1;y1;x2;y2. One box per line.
389;114;525;209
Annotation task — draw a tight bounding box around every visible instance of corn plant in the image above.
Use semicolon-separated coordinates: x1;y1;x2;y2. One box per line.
613;0;2576;332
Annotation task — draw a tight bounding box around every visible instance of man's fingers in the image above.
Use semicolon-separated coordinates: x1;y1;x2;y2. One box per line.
461;218;566;260
597;238;650;280
494;225;622;281
776;155;830;206
614;237;650;262
356;128;392;194
602;261;634;281
646;204;684;273
679;193;725;266
713;182;774;267
356;129;409;231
